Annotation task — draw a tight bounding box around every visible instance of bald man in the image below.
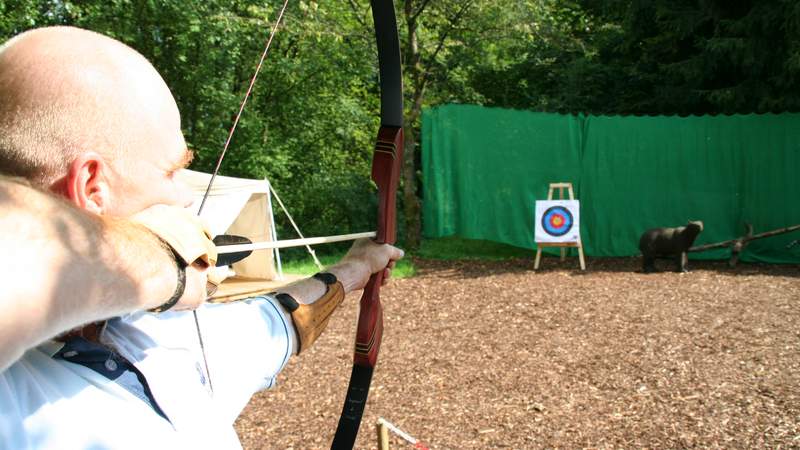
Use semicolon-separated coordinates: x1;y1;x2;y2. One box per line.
0;27;403;449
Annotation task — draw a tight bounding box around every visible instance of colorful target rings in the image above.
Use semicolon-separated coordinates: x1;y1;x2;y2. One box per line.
541;206;574;237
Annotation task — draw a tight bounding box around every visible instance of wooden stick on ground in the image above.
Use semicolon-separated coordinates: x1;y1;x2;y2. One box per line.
689;223;800;267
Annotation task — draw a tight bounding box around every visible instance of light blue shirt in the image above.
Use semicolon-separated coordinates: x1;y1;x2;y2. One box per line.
0;296;296;449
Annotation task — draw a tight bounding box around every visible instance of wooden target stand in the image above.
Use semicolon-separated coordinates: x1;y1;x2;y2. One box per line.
534;182;586;270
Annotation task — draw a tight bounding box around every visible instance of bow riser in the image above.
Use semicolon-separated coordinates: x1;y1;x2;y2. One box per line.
353;126;402;368
354;273;383;367
372;127;404;245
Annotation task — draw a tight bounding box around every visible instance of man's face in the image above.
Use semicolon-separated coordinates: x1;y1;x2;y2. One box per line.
102;91;195;218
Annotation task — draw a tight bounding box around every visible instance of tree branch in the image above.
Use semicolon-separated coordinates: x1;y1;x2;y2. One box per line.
410;0;434;23
346;0;368;29
416;0;475;94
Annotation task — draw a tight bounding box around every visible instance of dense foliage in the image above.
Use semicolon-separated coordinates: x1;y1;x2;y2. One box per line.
473;0;800;115
2;1;797;246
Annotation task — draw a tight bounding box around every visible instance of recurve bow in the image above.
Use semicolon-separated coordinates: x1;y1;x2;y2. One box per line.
330;1;404;448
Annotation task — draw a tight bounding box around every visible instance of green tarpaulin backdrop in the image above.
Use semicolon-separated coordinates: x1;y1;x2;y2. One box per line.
422;104;800;263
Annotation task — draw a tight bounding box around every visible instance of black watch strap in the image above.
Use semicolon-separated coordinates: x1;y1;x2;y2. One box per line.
149;248;187;313
313;272;338;286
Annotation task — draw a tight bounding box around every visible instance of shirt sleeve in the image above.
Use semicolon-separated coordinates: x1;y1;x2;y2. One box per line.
193;296;297;422
107;296;297;425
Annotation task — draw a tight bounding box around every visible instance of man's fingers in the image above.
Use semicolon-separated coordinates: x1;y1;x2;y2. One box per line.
391;247;405;261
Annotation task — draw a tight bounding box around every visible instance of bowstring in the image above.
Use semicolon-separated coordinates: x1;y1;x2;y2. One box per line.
194;0;291;394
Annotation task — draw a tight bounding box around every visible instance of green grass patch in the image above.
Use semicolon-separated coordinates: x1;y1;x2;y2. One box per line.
415;236;532;260
277;236;533;279
278;247;416;278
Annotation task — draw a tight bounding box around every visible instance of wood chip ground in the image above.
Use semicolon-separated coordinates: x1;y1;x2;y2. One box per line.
235;257;800;449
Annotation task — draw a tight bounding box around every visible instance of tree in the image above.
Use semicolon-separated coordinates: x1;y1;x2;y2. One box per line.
392;0;538;248
470;0;800;115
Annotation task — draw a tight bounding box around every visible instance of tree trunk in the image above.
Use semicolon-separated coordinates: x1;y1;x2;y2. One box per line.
402;123;421;249
400;0;426;249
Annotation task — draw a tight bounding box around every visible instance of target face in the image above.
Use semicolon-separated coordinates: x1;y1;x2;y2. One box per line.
541;206;573;236
535;200;581;243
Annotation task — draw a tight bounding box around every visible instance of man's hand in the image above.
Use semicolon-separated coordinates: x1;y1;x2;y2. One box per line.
0;180;220;369
130;204;218;311
327;238;404;293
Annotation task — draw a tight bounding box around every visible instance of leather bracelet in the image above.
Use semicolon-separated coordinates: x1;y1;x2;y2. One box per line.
274;272;337;313
149;248;187;313
272;279;345;353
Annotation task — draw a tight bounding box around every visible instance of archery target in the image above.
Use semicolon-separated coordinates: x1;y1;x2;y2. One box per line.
542;206;573;236
535;200;580;243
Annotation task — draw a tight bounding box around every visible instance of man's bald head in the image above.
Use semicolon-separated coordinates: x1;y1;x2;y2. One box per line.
0;26;181;185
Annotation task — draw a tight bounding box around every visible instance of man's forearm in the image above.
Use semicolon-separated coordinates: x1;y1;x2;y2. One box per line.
276;236;403;307
269;239;402;354
276;260;370;305
0;179;177;370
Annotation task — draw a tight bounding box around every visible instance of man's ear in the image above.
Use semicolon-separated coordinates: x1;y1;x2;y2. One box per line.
62;152;111;214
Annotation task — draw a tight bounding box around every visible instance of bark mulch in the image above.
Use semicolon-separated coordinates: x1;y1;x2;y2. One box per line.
235;257;800;449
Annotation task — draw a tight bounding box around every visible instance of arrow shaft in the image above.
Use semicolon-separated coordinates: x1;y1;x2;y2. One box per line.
216;231;376;253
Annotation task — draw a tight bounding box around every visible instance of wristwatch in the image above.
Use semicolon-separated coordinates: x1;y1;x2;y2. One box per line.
149;248;187;313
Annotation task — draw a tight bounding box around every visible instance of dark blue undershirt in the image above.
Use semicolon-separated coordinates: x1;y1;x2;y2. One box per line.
53;336;168;421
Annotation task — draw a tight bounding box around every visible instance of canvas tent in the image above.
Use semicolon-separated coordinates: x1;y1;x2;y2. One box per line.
177;169;303;301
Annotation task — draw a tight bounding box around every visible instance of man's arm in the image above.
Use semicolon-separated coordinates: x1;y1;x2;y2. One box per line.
278;239;402;303
271;238;403;354
0;178;210;371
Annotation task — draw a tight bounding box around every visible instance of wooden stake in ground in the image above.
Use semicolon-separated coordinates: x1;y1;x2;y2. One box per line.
375;418;429;450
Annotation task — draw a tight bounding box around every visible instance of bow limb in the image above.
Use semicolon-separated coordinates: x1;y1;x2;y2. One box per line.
330;1;404;448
